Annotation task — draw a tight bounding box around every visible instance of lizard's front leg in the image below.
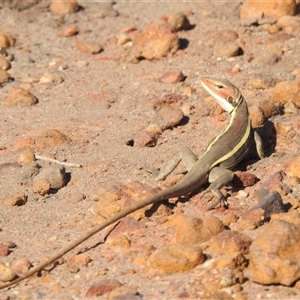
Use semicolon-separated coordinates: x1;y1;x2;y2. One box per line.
206;166;234;209
154;147;198;181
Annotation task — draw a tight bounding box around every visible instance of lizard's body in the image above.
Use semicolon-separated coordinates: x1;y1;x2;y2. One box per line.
0;77;264;289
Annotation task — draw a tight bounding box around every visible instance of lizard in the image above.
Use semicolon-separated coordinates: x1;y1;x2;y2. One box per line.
0;77;264;289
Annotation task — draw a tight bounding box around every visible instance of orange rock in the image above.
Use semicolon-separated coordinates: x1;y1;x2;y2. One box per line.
2;193;27;206
167;12;192;31
49;0;78;15
0;29;15;47
75;38;102;54
0;69;11;84
207;230;252;255
147;243;204;273
248;219;300;285
132;19;179;60
270;79;300;106
4;87;38;107
0;262;15;282
166;214;224;244
66;253;91;266
35;129;70;148
287;155;300;178
240;0;296;20
58;26;79;37
0;55;10;70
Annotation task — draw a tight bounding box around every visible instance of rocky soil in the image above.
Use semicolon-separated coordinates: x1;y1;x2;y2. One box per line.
1;0;300;299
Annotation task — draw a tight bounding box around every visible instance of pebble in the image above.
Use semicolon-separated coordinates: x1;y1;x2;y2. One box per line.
158;70;185;84
116;33;131;46
49;0;78;15
248;78;267;90
2;193;27;206
0;245;9;256
133;130;157;147
17;148;36;164
0;69;11;84
12;258;32;276
39;72;64;84
132;19;179;60
147;243;204;273
258;99;280;118
85;279;122;297
166;214;224;244
246;191;285;220
214;42;241;58
167;12;192;31
75;38;102;54
158;106;184;129
240;0;296;19
0;262;15;282
248;219;300;286
32;166;67;195
4;87;38;107
270;79;300;106
248;105;265;128
277;15;300;32
207;230;252;255
35;129;70;148
287;155;300;178
66;253;91;266
0;54;10;70
58;26;79;37
0;29;15;47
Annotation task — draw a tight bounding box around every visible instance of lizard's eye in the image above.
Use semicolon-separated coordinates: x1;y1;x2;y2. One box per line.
216;84;224;90
227;96;234;103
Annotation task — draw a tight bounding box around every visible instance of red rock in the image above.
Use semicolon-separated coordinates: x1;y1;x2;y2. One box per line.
159;70;185;84
58;26;79;37
248;105;265;128
158;106;184;129
86;279;122;297
49;0;78;15
0;245;9;256
234;171;258;187
12;258;32;276
132;19;179;60
133;130;157;147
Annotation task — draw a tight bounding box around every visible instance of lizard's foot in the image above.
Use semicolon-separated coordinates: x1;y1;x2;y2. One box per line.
207;196;228;210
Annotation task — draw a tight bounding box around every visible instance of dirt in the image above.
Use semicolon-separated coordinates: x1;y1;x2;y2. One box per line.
0;1;300;299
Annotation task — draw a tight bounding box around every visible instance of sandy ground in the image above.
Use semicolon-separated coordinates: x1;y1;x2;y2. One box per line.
1;1;300;299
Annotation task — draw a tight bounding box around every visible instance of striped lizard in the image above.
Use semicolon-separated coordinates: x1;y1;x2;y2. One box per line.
0;77;264;289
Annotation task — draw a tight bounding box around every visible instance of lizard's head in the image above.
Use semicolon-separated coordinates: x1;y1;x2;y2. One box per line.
200;77;242;114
